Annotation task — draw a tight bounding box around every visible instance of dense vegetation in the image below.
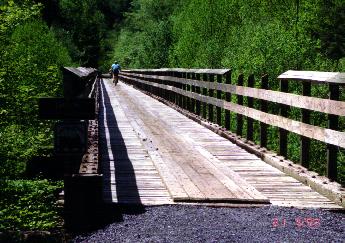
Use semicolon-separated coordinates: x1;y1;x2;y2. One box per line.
0;0;344;233
0;0;129;233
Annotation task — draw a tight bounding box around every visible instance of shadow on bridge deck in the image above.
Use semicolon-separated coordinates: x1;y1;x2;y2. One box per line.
100;81;145;208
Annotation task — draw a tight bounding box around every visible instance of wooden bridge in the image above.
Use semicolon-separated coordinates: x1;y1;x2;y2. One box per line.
41;67;345;227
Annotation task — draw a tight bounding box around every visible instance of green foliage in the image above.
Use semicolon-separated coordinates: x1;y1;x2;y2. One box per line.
0;2;70;230
0;179;63;231
103;0;179;70
0;0;42;42
312;0;345;62
56;0;106;66
0;124;53;179
0;20;71;180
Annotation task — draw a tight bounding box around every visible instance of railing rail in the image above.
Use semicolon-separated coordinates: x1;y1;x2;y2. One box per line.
120;69;345;182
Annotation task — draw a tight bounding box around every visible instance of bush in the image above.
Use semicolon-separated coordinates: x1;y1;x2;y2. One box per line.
0;179;63;231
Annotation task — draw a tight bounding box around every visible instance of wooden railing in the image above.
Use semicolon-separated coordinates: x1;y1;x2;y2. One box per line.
39;67;102;229
120;69;345;182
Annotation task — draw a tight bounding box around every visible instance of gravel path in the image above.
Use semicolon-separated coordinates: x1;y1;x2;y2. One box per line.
73;205;344;243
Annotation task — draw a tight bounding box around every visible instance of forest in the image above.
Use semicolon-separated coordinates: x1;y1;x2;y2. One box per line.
0;0;345;233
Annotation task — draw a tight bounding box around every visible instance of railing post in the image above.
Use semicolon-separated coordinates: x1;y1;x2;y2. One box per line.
195;73;201;116
191;73;196;113
174;71;179;106
300;81;311;168
279;79;289;157
209;74;215;122
185;72;190;110
246;74;254;141
327;84;339;181
225;72;231;130
177;72;183;108
170;72;175;103
202;73;208;119
260;75;268;148
216;74;222;126
236;74;244;136
183;72;188;110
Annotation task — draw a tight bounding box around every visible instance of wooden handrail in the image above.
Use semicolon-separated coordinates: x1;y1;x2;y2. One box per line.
122;68;231;75
120;69;345;181
121;72;345;116
278;70;345;84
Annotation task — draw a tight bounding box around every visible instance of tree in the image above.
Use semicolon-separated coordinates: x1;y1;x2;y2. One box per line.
316;0;345;64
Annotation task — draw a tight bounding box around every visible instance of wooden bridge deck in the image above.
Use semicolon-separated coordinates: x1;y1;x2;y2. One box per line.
99;79;342;209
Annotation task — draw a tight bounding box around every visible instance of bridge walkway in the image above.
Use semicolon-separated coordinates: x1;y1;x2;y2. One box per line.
99;78;341;209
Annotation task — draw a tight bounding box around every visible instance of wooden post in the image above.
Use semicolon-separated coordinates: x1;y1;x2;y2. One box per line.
183;73;187;110
327;84;339;181
236;74;244;136
173;72;178;105
209;74;214;122
260;75;268;148
191;73;196;113
184;73;190;111
196;73;201;116
216;74;222;126
167;72;172;102
225;72;231;130
225;73;231;130
247;74;254;141
300;81;311;168
202;73;208;119
279;79;289;157
178;72;183;107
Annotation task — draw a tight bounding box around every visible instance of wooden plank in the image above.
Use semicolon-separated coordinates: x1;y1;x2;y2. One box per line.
278;70;345;84
260;75;268;147
123;68;231;75
121;72;345;116
115;80;269;203
246;75;254;141
279;79;288;157
65;67;97;78
120;75;345;149
99;80;174;205
103;79;343;209
327;84;339;180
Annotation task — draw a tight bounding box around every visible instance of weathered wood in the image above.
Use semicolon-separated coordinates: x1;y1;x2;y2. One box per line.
64;67;97;78
183;73;188;110
195;73;201;116
119;75;345;149
202;73;208;119
191;73;196;113
225;72;231;130
301;82;311;168
327;84;339;181
260;75;268;148
217;75;222;126
112;81;270;203
209;74;215;122
121;72;345;117
247;75;254;141
279;79;288;157
111;79;343;208
278;70;345;84
236;75;244;136
125;68;231;75
186;72;191;112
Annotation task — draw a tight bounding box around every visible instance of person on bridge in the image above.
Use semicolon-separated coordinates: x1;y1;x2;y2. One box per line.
110;61;121;86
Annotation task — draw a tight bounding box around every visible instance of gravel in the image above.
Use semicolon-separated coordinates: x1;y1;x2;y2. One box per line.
73;205;345;243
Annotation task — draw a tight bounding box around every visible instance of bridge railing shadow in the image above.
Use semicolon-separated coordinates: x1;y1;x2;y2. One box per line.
99;79;145;212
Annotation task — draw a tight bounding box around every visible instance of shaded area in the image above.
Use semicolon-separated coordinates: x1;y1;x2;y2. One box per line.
99;80;143;205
